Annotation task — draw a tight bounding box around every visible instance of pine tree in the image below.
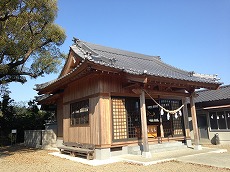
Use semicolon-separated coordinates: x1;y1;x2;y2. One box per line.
0;0;66;84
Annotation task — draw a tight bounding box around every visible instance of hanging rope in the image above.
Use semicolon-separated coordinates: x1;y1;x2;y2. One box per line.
143;89;185;115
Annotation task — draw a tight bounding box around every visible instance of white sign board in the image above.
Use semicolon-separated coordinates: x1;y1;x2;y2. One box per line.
12;129;17;134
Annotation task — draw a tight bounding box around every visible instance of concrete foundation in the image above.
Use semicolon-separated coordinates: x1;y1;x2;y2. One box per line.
186;139;192;147
194;145;202;150
95;146;130;160
95;148;111;160
142;151;152;158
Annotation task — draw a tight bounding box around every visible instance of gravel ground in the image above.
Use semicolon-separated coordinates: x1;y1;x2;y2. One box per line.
0;144;230;172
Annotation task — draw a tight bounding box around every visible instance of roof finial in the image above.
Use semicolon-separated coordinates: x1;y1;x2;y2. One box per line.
189;71;195;77
73;37;80;44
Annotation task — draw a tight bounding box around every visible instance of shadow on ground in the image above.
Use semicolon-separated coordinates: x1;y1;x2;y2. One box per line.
0;144;40;158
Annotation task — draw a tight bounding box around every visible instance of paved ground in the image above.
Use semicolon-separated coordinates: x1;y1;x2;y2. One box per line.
50;146;230;168
1;144;230;172
177;151;230;169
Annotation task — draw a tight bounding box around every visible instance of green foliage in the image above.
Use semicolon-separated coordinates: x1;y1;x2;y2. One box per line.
0;0;66;84
0;84;10;97
0;94;54;145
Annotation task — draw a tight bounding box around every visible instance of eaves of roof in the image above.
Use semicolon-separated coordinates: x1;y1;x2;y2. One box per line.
72;39;221;85
35;38;222;92
195;85;230;103
35;59;88;93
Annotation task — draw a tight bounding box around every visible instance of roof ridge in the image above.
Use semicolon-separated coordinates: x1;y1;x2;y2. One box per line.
199;84;229;90
82;40;191;77
94;48;154;60
196;85;230;93
82;41;160;60
69;38;221;85
196;88;210;93
220;84;230;88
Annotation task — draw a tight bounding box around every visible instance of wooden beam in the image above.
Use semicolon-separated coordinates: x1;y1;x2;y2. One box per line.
203;104;230;110
190;93;202;150
38;62;89;94
122;83;139;89
148;76;221;90
140;90;152;158
126;75;148;84
132;88;190;98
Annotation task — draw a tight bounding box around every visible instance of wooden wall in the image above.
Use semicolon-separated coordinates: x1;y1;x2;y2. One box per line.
61;73;136;146
56;96;63;137
90;97;100;145
63;74;100;103
99;96;112;147
98;74;125;93
63;104;70;142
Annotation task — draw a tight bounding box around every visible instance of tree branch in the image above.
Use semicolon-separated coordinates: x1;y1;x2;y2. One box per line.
0;77;26;85
8;48;34;68
0;67;41;81
0;12;16;21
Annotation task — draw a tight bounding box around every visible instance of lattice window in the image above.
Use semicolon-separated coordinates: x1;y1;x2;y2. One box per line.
112;98;127;140
171;100;184;136
126;98;141;139
160;100;172;137
160;99;184;137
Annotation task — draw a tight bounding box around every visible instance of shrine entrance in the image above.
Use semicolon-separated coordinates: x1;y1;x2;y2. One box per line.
111;96;185;142
145;99;184;139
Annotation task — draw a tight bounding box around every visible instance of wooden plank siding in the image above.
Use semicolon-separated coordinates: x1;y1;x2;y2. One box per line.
63;104;70;142
99;96;112;147
60;72;189;147
56;97;63;137
62;73;119;146
68;125;91;143
63;74;100;103
98;74;128;94
89;97;100;145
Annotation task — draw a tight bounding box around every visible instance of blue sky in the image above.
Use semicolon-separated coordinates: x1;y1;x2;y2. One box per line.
9;0;230;102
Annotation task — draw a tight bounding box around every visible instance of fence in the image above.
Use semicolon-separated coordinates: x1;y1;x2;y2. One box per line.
24;129;57;149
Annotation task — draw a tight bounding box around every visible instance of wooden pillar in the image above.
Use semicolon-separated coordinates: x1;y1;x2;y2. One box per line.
182;98;192;147
158;97;164;138
190;93;202;150
159;116;164;138
140;90;152;158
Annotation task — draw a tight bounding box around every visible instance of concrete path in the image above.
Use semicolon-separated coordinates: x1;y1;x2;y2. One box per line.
177;151;230;169
50;147;230;169
116;147;228;166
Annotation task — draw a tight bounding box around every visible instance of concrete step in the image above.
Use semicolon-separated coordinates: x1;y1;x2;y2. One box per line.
127;141;187;155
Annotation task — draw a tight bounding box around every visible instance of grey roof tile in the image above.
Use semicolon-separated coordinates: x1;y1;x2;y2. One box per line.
36;38;221;90
74;39;221;84
195;85;230;103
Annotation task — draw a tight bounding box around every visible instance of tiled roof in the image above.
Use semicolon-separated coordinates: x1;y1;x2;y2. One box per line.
35;57;86;90
35;94;51;102
35;38;221;90
195;85;230;103
72;39;221;84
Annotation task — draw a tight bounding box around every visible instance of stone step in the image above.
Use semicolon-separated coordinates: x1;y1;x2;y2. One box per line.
150;144;187;153
127;141;187;155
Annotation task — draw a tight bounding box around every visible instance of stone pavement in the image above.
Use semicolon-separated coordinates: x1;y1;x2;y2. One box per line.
177;151;230;169
50;147;230;168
